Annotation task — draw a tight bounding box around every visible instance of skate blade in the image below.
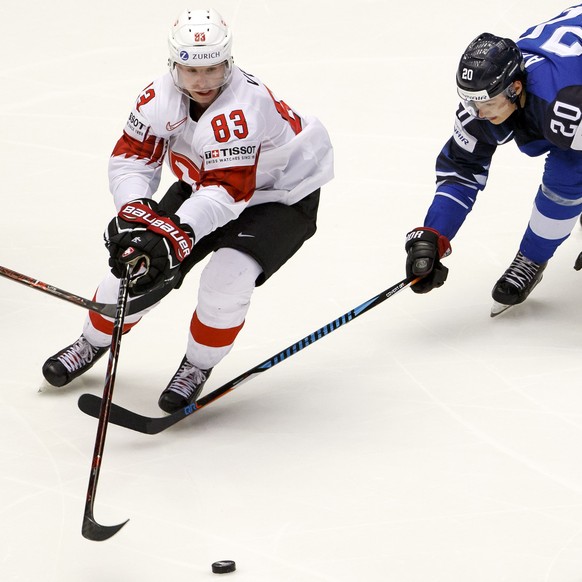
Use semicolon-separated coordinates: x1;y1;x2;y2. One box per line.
490;301;513;318
37;380;55;393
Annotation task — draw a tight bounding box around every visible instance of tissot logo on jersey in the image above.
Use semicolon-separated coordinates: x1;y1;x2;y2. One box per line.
203;141;259;169
205;145;257;159
125;111;149;142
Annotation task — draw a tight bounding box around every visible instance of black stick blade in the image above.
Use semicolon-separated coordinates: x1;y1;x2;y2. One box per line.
82;513;129;541
78;393;166;434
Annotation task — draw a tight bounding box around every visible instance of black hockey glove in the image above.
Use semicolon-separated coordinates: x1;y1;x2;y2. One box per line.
105;199;195;296
405;227;451;294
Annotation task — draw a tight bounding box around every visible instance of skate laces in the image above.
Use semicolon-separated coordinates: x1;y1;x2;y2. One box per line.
168;359;209;399
58;336;101;374
501;252;543;290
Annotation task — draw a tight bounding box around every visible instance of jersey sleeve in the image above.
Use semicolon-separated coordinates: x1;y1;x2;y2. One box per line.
423;105;507;239
108;82;169;211
542;85;582;151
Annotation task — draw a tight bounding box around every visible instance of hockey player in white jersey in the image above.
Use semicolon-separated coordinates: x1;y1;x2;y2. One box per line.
404;4;582;316
42;8;334;412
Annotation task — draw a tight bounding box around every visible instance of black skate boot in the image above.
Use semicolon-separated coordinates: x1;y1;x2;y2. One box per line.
491;251;547;317
42;336;108;387
158;356;213;413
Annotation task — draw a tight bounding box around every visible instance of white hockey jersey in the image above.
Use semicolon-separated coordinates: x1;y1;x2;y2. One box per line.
109;66;334;239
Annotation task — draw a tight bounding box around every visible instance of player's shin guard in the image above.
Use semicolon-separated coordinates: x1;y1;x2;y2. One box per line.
185;248;261;370
82;272;155;346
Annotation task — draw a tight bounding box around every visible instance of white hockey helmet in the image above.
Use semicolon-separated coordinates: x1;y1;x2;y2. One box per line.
168;9;233;93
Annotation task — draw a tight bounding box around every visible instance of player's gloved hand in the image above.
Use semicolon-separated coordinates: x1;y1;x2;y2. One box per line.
105;198;195;296
405;227;451;294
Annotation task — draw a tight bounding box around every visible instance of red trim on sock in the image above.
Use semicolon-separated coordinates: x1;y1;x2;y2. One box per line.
89;307;140;335
190;310;244;348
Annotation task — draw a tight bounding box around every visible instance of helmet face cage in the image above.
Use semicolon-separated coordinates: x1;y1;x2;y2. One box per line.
168;8;234;97
456;33;524;117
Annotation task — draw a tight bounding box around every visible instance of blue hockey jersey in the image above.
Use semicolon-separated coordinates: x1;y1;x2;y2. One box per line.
426;4;582;245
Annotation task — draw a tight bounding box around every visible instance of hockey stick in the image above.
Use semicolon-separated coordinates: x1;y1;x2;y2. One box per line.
0;265;118;317
0;264;176;317
81;263;133;541
78;275;419;435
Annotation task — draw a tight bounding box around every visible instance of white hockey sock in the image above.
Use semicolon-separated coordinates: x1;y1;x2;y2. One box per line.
186;248;262;369
82;271;158;347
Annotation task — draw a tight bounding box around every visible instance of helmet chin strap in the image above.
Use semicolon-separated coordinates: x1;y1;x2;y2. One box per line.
506;85;519;104
508;83;526;111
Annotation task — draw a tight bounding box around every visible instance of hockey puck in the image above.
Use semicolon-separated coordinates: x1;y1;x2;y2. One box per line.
212;560;236;574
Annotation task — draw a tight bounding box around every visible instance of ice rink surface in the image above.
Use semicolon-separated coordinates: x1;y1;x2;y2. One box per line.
2;0;582;580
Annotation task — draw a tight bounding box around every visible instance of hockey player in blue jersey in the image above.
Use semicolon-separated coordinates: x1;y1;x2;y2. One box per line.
404;4;582;316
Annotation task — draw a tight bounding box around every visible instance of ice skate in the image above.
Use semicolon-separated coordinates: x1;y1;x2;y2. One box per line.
158;356;212;413
490;251;547;317
42;335;109;387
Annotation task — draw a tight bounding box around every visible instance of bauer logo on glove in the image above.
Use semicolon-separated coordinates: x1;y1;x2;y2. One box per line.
119;202;193;261
105;198;195;296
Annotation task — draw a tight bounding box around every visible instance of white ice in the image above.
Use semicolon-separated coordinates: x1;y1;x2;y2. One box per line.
2;1;582;581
